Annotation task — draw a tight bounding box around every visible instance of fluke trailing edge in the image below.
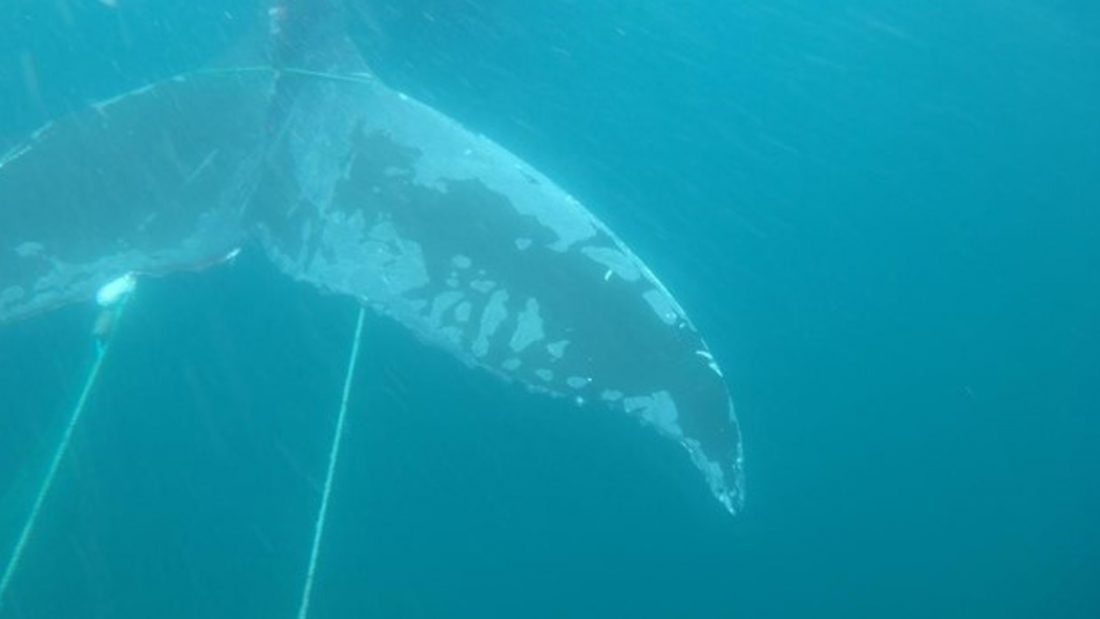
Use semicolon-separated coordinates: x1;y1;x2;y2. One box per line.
0;0;744;514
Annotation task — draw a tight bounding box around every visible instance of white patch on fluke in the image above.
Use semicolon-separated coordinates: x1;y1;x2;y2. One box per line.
14;242;44;258
508;298;544;353
623;391;682;438
473;289;510;357
642;289;682;326
96;273;136;307
470;279;496;293
454;301;472;323
582;246;641;282
566;376;591;389
546;340;569;360
428;291;464;328
696;349;723;377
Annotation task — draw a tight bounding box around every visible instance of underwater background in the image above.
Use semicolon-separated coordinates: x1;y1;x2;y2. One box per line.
1;0;1098;617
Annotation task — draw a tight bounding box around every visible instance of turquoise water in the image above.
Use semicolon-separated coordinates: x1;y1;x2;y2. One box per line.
2;1;1099;617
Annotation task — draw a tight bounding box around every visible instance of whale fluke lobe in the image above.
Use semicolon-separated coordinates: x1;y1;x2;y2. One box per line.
0;0;744;514
0;71;272;325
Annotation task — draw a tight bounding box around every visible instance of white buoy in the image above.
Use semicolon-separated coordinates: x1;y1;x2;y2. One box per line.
95;272;136;307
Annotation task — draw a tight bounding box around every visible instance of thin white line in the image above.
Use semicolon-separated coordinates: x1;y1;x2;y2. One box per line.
0;297;132;609
296;305;366;619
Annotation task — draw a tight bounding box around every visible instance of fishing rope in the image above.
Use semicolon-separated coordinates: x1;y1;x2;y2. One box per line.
296;305;366;619
0;294;133;610
195;66;375;85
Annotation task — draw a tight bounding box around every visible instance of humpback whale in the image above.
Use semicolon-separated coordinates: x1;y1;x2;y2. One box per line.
0;0;744;514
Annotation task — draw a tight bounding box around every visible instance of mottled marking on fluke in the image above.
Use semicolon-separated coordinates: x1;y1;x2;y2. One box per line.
0;1;745;514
